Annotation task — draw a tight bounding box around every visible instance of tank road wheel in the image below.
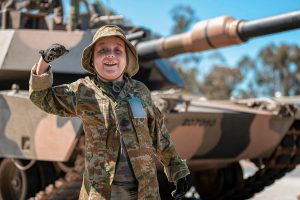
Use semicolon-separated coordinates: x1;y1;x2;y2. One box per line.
0;158;40;200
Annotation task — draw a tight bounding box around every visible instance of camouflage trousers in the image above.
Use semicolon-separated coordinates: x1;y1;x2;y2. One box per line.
111;181;138;200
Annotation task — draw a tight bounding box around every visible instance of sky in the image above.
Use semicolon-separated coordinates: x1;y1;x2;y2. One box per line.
94;0;300;72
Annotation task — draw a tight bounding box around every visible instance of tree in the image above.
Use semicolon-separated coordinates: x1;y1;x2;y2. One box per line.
235;43;300;97
259;43;300;96
170;4;197;34
199;66;242;99
235;56;258;98
174;64;202;94
169;4;203;94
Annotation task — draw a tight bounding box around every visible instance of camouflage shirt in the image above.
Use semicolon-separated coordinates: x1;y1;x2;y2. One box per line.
29;65;190;200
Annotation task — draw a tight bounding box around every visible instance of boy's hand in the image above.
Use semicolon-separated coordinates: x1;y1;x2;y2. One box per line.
39;44;69;63
171;174;191;199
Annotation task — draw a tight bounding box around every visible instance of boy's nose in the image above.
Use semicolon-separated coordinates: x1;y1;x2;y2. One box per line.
106;50;115;57
107;54;114;57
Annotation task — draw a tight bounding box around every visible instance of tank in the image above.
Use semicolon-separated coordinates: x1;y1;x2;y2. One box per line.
0;2;300;199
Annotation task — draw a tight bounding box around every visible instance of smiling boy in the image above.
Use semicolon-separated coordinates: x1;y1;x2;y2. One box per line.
29;25;190;200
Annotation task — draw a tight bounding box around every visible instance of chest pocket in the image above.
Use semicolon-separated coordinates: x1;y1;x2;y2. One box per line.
129;101;153;149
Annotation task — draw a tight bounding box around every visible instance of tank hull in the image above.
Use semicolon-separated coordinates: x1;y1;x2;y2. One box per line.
0;91;82;161
0;91;295;165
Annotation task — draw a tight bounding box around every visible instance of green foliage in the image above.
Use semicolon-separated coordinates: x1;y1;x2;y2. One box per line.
259;43;300;96
237;43;300;97
95;0;107;15
199;66;243;99
174;65;202;94
170;4;198;34
173;42;300;99
234;56;258;98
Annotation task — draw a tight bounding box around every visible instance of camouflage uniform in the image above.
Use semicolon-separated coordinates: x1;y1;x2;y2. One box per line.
29;25;190;200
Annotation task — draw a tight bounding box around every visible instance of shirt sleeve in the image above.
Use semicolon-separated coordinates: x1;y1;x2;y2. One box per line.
29;64;79;117
147;92;190;182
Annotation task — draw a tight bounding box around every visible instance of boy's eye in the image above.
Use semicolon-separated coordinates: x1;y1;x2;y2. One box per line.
99;49;107;54
96;47;124;55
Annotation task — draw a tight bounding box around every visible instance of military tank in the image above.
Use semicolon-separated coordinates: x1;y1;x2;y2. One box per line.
0;1;300;199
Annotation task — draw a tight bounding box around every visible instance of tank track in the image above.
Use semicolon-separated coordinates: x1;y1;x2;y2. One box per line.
220;120;300;200
29;136;85;200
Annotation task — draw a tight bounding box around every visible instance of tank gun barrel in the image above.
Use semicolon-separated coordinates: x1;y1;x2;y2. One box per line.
239;10;300;40
137;10;300;62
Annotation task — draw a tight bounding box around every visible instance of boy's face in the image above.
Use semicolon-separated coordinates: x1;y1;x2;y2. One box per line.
93;36;127;81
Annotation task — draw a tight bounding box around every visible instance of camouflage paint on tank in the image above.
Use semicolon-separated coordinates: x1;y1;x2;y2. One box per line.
0;91;82;161
159;97;296;169
0;94;23;157
0;29;90;74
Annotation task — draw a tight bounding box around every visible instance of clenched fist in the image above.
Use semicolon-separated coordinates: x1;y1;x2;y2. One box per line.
39;44;69;63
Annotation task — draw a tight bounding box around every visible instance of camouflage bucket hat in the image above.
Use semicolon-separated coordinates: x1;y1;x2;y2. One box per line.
81;25;139;77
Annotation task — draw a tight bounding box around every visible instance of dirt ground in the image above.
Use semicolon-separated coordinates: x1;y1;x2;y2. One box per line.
246;164;300;200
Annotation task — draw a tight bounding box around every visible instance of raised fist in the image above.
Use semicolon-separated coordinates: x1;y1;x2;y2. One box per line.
39;43;69;63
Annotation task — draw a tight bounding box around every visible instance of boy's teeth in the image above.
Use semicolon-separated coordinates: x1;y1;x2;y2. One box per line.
105;62;116;65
